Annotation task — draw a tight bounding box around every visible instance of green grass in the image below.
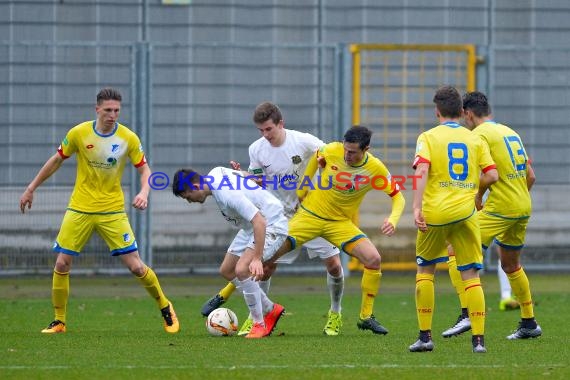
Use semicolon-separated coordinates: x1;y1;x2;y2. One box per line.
0;273;568;379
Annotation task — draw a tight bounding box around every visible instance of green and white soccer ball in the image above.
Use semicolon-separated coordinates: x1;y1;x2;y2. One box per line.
206;307;239;336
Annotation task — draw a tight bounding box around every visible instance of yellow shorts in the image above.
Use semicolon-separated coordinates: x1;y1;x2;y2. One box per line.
54;210;138;256
288;207;365;254
479;211;529;250
416;213;483;271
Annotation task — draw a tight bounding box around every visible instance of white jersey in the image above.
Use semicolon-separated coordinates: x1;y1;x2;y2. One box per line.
207;167;287;235
248;129;323;218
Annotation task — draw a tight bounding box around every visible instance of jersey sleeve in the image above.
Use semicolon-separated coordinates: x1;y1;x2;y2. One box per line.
478;138;496;173
128;132;146;168
248;144;264;177
57;128;78;159
412;133;430;169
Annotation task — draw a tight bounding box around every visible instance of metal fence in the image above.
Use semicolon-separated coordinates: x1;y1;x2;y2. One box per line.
1;41;569;274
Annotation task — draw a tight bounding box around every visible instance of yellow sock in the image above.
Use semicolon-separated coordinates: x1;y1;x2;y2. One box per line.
464;278;485;335
137;267;169;309
507;267;534;319
52;270;69;323
219;282;236;300
415;273;435;331
360;268;381;319
447;256;467;309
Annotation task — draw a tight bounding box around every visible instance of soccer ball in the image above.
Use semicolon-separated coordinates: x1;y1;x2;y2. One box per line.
206;308;239;336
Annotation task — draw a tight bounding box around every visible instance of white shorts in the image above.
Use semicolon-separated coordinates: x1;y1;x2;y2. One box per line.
228;227;288;262
276;237;340;264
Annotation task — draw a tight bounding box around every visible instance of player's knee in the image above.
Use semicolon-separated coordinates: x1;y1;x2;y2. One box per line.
234;262;250;279
54;254;72;272
324;257;343;277
361;253;381;269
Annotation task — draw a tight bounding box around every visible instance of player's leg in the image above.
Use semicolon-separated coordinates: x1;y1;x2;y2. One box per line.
497;254;519;311
442;244;471;337
409;227;447;352
496;218;541;339
345;237;388;335
305;238;344;335
450;216;486;353
97;213;179;333
201;252;240;317
43;210;92;333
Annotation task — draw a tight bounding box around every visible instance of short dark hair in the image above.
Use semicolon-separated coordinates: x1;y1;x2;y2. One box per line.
96;87;122;105
172;168;201;197
344;125;372;150
463;91;492;117
253;102;282;125
433;85;462;118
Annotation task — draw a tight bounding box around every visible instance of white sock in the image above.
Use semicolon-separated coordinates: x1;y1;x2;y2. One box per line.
239;277;264;324
498;258;512;300
327;268;344;313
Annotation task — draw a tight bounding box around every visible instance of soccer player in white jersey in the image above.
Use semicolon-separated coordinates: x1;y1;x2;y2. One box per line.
201;102;344;336
173;167;286;338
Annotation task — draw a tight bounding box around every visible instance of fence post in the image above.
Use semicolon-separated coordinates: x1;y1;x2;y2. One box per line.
131;42;153;267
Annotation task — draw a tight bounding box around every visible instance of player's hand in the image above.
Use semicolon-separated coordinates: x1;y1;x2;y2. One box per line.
249;259;264;280
19;189;33;213
414;208;428;232
381;218;395;236
230;160;241;170
132;193;148;210
475;193;484;211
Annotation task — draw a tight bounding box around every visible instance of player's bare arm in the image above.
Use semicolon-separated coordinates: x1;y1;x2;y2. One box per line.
412;163;429;232
132;164;151;210
476;168;499;210
526;163;536;191
249;212;266;280
20;153;64;213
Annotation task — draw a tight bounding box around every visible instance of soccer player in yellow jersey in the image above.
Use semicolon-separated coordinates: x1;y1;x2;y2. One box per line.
459;91;540;340
272;125;406;335
19;88;179;334
410;86;498;353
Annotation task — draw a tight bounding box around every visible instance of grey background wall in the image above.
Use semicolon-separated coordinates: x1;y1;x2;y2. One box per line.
1;0;569;273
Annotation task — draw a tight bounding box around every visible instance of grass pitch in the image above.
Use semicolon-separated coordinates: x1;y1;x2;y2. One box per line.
0;273;568;379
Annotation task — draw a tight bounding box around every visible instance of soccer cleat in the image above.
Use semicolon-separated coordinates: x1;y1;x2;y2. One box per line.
237;316;253;336
263;303;285;335
506;322;542;340
357;315;388;335
244;322;268;339
442;314;471;338
409;338;434;352
472;335;487;353
41;320;66;334
323;310;342;336
201;294;226;317
499;297;520;311
161;302;180;334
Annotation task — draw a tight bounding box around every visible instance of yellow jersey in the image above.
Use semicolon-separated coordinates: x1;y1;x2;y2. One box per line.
413;122;496;225
57;120;146;213
299;142;404;227
474;121;531;218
